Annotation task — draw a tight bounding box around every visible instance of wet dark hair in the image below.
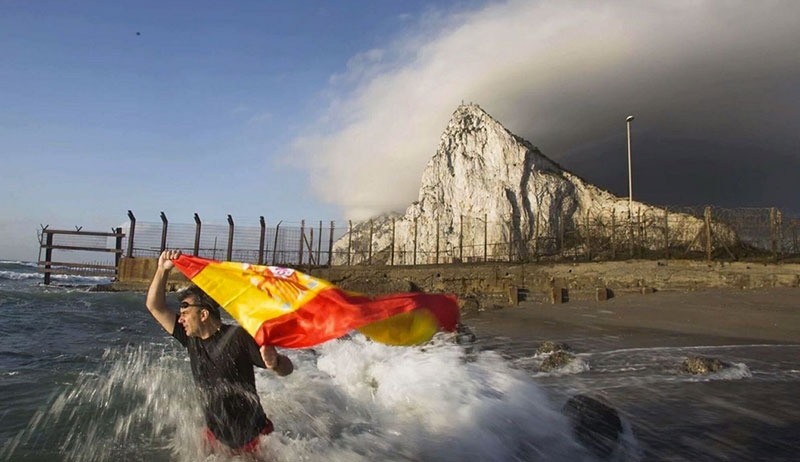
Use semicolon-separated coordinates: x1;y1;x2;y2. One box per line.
176;284;221;320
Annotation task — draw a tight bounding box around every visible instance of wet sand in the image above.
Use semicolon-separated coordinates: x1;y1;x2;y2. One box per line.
466;287;800;347
465;288;800;461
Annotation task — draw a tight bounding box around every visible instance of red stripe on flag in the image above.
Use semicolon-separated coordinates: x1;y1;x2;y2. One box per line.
253;288;459;348
173;254;214;279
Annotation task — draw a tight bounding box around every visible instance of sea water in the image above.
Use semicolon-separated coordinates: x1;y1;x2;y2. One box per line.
1;260;797;461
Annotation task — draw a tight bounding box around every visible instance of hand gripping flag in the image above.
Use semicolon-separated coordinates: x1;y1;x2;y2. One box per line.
172;255;460;348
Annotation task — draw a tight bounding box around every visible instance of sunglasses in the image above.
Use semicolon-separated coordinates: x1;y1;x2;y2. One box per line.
179;301;206;310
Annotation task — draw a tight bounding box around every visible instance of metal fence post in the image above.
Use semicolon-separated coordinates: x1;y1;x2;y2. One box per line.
459;215;463;262
770;208;783;262
317;220;323;265
126;210;136;258
628;211;634;259
226;215;234;261
114;227;123;273
704;206;712;262
159;211;168;253
328;221;335;266
258;216;266;264
770;207;776;259
299;220;305;265
777;210;783;260
390;218;396;266
483;213;488;262
637;207;643;258
272;221;282;265
44;231;53;285
368;219;373;265
413;217;418;265
585;210;591;261
347;220;352;266
664;208;669;260
558;210;565;256
435;216;440;264
533;209;539;262
508;219;513;262
193;213;202;256
309;226;315;266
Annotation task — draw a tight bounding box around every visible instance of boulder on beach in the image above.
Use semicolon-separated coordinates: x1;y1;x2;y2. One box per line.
455;323;477;344
539;350;576;372
680;355;728;374
536;340;572;355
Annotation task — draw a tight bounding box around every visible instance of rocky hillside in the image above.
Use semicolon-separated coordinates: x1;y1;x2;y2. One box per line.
333;104;733;265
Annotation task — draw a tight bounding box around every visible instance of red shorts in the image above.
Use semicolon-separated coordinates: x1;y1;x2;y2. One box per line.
203;420;274;454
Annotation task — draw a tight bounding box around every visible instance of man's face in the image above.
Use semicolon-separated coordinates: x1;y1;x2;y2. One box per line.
178;296;206;337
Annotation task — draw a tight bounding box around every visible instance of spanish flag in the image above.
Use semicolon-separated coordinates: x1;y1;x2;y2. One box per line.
172;255;460;348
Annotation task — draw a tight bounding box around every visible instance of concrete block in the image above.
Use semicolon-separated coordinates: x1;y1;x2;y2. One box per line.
596;287;610;301
508;286;519;305
517;287;529;302
552;287;568;304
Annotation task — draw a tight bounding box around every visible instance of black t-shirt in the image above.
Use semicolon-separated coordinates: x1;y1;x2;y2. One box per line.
172;317;270;448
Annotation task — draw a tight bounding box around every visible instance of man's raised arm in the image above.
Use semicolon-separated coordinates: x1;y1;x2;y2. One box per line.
145;250;181;334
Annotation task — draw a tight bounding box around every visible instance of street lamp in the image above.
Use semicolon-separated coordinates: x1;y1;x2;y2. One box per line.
626;115;634;220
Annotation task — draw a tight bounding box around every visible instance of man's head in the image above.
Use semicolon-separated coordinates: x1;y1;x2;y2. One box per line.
176;284;221;337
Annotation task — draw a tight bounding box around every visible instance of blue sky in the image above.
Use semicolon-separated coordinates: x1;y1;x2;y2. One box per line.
2;0;799;261
0;0;469;260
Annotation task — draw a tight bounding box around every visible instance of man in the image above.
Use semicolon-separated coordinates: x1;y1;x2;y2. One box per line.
145;249;293;454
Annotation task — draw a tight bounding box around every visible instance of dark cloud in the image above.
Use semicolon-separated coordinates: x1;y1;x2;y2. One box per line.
564;135;800;214
293;0;800;219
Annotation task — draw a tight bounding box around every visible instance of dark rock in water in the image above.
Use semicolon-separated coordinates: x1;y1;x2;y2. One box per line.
563;394;622;459
539;350;575;372
455;323;477;344
536;340;572;354
681;355;728;374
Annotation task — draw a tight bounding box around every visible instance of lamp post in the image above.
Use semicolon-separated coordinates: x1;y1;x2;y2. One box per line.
626;115;634;220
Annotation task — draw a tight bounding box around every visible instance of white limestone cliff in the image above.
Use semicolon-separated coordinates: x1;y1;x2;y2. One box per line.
333;104;733;265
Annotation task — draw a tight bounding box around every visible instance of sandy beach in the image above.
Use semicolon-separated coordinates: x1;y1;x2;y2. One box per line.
467;287;800;346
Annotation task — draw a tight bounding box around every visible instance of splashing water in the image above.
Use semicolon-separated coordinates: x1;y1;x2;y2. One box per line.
4;334;639;462
3;344;203;461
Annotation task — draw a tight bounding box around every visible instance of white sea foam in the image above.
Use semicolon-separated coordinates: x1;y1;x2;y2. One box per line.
258;335;593;461
0;270;39;281
0;266;111;286
49;274;113;285
0;260;37;267
686;362;752;382
530;357;591;378
511;352;591;377
5;335;642;462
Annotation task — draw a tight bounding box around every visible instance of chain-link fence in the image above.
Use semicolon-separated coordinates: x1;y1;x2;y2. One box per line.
122;211;342;266
118;207;797;268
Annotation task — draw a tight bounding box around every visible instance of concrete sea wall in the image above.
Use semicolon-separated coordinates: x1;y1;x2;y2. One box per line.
114;257;800;308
